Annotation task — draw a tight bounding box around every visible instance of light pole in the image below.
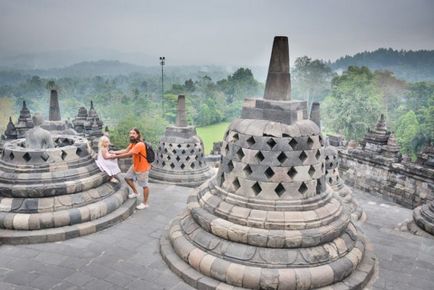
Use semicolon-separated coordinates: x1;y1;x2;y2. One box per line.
159;56;165;115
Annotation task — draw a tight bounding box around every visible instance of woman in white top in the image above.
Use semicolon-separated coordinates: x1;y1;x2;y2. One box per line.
95;135;121;183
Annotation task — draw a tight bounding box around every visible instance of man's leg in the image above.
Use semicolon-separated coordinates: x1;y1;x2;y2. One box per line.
143;186;149;205
135;171;149;209
125;177;137;193
125;166;138;199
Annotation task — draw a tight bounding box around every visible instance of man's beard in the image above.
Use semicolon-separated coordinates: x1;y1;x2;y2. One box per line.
129;136;138;143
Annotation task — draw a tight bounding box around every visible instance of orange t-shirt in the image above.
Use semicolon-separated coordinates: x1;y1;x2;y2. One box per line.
128;142;151;172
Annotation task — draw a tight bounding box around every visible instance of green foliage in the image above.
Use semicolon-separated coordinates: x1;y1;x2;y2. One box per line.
374;70;407;126
331;48;434;82
291;56;335;108
0;97;15;133
406;82;434;112
109;109;168;149
395;111;420;159
322;66;383;140
196;122;230;154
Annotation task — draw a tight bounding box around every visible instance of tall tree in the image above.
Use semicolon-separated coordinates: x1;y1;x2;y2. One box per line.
374;70;407;122
292;56;335;109
322;66;383;141
0;97;15;133
395;110;420;159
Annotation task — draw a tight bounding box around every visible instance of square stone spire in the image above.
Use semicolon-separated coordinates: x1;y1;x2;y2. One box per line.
49;89;61;121
263;36;291;101
175;95;188;127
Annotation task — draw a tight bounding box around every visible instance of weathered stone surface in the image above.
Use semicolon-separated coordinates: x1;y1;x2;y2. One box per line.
263;36;291;101
160;36;375;289
150;95;213;187
324;144;363;221
49;89;61;121
0;132;134;244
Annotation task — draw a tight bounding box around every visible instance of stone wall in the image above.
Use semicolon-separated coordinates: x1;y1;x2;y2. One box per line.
339;149;434;209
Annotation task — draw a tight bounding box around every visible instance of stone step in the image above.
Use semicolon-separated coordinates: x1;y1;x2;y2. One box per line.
0;171;107;198
0;184;129;230
0;181;120;213
0;196;136;244
160;224;376;290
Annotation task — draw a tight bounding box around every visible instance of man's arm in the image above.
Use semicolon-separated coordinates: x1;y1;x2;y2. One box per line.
110;145;131;155
108;151;133;159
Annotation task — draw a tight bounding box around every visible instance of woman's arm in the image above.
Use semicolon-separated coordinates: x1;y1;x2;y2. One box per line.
101;148;114;159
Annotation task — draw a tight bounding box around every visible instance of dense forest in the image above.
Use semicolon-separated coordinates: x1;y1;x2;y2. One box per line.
330;48;434;82
1;48;433;158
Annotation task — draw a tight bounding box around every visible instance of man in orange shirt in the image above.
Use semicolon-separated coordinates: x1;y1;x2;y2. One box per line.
110;128;151;210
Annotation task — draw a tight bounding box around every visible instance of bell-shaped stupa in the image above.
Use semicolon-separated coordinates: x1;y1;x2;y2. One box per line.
160;37;376;289
15;101;34;138
0;115;135;244
324;144;364;221
149;95;213;187
407;144;434;236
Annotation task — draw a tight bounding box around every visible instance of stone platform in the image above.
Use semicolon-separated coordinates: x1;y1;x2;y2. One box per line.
0;183;432;290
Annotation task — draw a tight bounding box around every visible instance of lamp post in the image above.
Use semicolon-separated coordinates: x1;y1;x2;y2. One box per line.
160;56;165;115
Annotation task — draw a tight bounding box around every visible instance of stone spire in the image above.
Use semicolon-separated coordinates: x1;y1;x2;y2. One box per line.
19;101;31;119
175;95;188;127
362;114;390;150
72;107;88;134
375;113;387;133
49;89;61;121
4;117;17;140
241;36;305;125
88;100;97;117
263;36;291;101
15;100;34;138
310;101;321;128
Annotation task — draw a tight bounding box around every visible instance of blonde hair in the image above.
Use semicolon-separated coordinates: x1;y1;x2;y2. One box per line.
98;135;110;150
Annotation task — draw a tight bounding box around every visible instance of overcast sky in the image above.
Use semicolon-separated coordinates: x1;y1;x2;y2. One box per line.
1;0;433;66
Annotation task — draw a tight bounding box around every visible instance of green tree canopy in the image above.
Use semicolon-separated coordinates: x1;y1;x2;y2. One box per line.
292;56;335;109
322;66;383;141
395;110;420;159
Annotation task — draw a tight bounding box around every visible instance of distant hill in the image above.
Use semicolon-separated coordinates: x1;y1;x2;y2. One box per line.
40;60;145;77
0;60;239;86
330;48;434;82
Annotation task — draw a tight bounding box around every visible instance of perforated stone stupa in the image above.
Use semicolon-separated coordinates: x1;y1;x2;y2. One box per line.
150;95;213;187
324;145;363;221
0;126;135;244
408;144;434;236
160;36;376;289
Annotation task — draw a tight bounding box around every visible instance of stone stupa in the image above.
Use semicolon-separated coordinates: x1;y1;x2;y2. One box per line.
324;144;364;221
407;144;434;236
15;101;34;138
0;114;135;244
160;37;376;289
150;95;213;187
360;114;401;162
72;100;104;150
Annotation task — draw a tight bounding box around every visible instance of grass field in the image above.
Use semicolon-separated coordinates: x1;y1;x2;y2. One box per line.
197;122;230;154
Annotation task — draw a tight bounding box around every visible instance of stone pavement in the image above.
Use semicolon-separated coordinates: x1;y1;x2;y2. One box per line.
0;183;433;290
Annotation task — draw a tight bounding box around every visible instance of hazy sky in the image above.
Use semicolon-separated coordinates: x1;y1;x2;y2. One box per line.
1;0;433;66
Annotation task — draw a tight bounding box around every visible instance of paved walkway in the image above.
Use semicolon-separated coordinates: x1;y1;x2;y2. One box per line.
0;183;433;290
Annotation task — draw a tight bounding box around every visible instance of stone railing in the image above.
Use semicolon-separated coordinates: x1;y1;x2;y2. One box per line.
339;148;434;209
1;135;92;166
